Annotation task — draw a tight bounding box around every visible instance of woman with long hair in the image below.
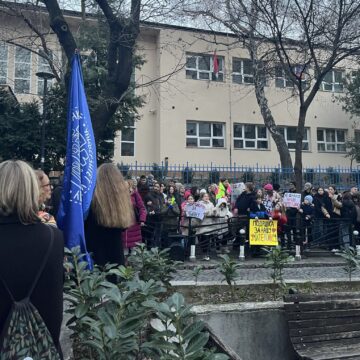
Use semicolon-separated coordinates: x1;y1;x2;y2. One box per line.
0;160;64;358
85;163;134;267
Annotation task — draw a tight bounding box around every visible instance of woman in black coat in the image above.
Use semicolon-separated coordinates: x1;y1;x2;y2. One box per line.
0;160;64;357
313;187;333;248
85;163;134;267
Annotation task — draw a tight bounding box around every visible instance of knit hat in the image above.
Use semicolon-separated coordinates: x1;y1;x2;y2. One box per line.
304;195;313;204
263;183;273;191
200;188;207;195
304;182;312;190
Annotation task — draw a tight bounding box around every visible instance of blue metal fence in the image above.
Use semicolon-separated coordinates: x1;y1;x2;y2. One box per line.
117;162;360;190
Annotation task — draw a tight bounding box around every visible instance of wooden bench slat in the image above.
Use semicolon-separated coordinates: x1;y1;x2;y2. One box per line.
286;309;360;320
288;316;360;329
293;336;360;351
289;322;360;337
300;342;360;360
285;300;360;313
284;292;360;303
292;330;360;344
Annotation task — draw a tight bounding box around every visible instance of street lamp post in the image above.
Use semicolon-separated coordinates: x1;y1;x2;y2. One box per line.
36;71;56;169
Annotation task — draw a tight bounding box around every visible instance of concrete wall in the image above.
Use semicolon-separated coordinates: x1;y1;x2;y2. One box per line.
194;302;297;360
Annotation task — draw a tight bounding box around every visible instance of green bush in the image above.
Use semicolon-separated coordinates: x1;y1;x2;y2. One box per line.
64;246;228;360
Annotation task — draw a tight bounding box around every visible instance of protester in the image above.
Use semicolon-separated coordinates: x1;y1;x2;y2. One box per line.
144;182;164;248
340;192;357;248
285;181;298;249
35;170;57;226
137;175;150;200
313;187;332;248
235;182;255;216
161;195;180;248
250;195;269;219
299;195;314;246
85;163;134;267
122;179;147;254
271;203;288;248
263;183;279;213
216;178;231;200
197;192;216;260
0;160;64;357
214;198;233;254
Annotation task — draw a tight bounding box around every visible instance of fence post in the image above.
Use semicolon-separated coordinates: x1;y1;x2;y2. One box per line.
189;217;196;261
353;230;360;257
239;228;246;261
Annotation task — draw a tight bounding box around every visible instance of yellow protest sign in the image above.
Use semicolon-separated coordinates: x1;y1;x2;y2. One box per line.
249;219;278;246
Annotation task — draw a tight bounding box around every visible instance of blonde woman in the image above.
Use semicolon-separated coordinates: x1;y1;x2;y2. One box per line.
0;160;64;357
35;170;56;226
85;163;134;267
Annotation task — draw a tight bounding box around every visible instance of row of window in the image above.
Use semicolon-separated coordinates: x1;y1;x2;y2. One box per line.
186;121;349;153
186;53;347;93
0;43;53;95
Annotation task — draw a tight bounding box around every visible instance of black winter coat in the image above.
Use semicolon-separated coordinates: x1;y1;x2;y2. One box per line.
0;216;64;356
313;193;333;219
235;191;256;215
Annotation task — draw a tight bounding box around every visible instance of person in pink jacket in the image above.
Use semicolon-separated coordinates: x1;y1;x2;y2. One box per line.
122;180;147;253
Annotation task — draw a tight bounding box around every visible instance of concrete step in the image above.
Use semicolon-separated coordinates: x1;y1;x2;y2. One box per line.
304;248;333;257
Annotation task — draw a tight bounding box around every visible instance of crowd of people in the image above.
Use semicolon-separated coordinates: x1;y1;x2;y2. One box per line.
1;159;359;358
131;174;360;259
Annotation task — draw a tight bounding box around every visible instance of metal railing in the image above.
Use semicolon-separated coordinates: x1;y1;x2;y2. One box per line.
117;162;360;190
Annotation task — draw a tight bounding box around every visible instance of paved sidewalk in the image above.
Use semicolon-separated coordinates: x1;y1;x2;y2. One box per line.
174;255;360;284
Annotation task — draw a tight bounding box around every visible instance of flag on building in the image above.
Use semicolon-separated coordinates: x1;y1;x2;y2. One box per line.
213;51;219;79
57;52;97;268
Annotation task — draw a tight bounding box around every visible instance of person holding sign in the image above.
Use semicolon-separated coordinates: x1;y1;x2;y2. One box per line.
271;203;288;248
284;181;299;249
197;193;216;261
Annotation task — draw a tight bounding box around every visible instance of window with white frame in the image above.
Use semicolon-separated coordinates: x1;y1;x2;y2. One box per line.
233;124;268;149
275;65;293;88
317;128;346;152
14;47;31;94
275;64;308;88
321;69;344;92
186;121;225;148
232;58;253;84
0;43;8;84
278;126;310;151
121;117;135;156
186;53;224;81
37;50;54;95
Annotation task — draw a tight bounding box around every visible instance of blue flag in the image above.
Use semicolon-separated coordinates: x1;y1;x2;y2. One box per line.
57;53;97;268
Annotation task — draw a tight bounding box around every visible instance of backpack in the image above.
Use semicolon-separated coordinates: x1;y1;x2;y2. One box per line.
0;227;61;360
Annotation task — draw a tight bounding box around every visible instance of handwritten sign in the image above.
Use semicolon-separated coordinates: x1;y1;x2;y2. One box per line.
185;203;206;220
283;193;302;208
249;219;278;246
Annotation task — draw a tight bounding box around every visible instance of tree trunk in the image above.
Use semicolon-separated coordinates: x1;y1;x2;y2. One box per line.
294;106;307;192
253;76;293;169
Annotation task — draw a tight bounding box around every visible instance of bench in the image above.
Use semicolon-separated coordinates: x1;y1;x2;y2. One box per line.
283;292;360;360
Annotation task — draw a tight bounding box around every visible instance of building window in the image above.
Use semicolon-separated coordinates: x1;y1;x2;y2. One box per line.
186;53;224;81
186;121;225;148
14;46;31;94
321;69;344;92
121;118;135;156
275;65;293;88
317;128;346;152
233;124;268;149
354;130;360;144
37;51;54;95
278;126;310;151
232;58;253;84
0;43;8;84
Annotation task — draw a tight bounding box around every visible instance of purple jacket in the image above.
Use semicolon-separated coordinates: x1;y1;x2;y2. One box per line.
122;191;147;249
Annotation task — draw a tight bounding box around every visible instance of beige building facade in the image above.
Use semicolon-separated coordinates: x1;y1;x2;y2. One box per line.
116;23;360;168
0;7;358;168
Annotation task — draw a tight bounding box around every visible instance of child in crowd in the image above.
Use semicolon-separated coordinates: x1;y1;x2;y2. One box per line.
270;202;288;248
250;195;269;219
299;195;314;247
214;198;233;254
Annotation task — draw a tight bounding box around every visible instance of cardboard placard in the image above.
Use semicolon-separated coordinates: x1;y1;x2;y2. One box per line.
249;219;278;246
283;193;302;208
185;203;206;220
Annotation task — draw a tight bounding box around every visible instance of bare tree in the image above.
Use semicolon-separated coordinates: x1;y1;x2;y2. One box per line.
175;0;360;189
